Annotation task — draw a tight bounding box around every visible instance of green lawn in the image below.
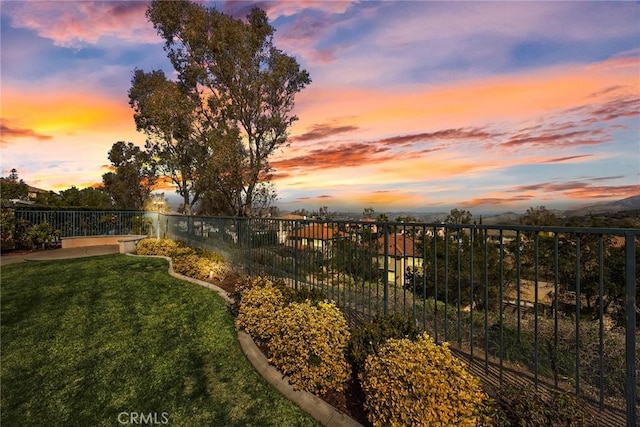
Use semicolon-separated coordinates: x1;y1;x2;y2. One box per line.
0;255;317;427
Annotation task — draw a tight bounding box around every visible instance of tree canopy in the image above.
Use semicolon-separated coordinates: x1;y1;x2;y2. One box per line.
102;141;158;210
131;0;311;216
445;208;473;225
520;206;558;226
0;169;28;201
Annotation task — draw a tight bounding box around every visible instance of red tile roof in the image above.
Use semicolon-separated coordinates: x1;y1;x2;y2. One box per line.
377;234;418;256
290;224;345;240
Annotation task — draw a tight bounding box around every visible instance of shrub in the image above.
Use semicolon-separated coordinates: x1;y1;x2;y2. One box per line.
490;383;593;427
136;238;181;257
360;333;487;427
281;286;328;305
229;275;258;317
137;239;229;282
347;312;419;375
236;279;284;342
1;210;16;251
26;222;61;249
269;300;351;394
172;246;228;281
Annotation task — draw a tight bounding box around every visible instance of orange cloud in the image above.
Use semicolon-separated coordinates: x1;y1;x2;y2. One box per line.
0;118;53;146
152;176;177;192
460;195;536;208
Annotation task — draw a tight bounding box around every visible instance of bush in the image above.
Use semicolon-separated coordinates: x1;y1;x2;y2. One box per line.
26;222;61;249
347;312;419;375
136;238;181;256
490;383;593;427
1;209;16;251
236;279;284;342
269;300;351;394
136;239;228;282
281;286;328;305
360;333;487;427
171;246;228;281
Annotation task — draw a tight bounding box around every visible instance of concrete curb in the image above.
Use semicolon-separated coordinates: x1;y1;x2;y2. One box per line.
127;254;364;427
236;330;364;427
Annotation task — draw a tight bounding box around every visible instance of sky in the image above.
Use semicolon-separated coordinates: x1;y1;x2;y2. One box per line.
1;1;639;214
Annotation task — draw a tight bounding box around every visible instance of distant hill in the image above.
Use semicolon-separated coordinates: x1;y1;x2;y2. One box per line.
565;194;640;216
480;212;521;225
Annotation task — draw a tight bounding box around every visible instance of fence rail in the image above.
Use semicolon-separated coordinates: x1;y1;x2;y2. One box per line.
5;209;638;425
11;208;151;239
161;213;639;427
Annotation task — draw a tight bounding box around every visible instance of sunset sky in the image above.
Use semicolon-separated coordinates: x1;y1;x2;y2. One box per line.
1;1;639;213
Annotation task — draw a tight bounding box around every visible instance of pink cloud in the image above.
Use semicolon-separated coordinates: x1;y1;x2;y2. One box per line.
376;128;501;147
539;155;593;164
508;182;640;200
4;2;156;47
502;129;609;148
289;123;359;142
272;141;394;172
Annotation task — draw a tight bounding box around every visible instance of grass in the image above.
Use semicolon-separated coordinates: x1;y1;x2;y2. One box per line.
0;255;317;427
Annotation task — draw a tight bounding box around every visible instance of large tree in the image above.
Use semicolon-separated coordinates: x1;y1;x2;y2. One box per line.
129;69;208;214
102;141;158;210
133;1;311;216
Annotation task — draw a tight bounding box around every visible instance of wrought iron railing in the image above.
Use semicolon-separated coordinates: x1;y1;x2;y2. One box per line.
160;214;638;426
12;208;151;238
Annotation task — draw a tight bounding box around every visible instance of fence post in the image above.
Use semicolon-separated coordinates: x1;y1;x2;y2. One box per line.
625;234;637;427
383;222;389;315
246;218;252;276
294;221;299;291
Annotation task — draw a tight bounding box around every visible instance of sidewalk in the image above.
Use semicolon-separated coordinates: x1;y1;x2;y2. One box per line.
0;245;120;266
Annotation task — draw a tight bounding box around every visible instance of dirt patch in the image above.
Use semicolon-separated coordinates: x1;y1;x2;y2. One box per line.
212;272;244;294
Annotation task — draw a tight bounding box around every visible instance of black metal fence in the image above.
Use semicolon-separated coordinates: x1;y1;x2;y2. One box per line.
161;213;639;426
12;208;151;239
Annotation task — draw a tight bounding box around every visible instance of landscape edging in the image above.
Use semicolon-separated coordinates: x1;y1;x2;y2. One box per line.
126;253;365;427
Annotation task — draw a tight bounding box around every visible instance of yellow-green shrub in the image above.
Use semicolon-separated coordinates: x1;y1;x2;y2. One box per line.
171;247;228;281
360;333;488;427
235;280;284;342
136;239;228;281
269;300;350;394
136;238;180;256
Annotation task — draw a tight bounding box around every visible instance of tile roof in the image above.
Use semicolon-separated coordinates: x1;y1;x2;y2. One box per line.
377;234;418;256
290;223;345;240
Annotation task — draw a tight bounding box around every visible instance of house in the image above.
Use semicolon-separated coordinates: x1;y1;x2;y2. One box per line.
274;214;306;244
376;234;423;288
27;185;50;200
288;223;346;253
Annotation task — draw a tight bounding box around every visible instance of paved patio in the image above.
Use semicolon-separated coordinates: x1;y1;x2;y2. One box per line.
0;245;120;266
